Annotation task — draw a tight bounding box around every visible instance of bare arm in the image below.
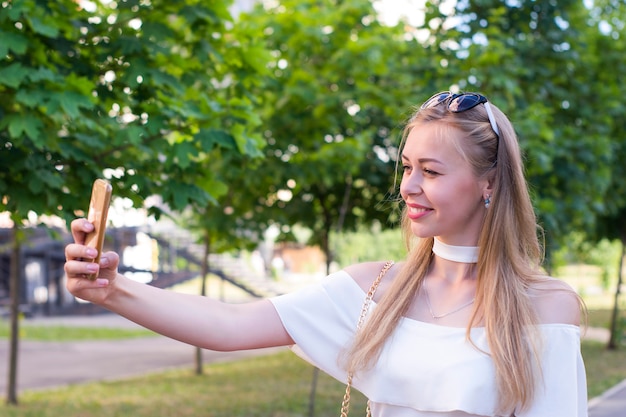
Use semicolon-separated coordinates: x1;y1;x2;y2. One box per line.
64;219;294;351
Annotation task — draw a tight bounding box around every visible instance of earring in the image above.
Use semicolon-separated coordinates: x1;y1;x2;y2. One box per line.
484;195;491;208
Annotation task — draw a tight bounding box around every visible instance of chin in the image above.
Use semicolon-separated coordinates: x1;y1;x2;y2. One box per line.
410;226;435;239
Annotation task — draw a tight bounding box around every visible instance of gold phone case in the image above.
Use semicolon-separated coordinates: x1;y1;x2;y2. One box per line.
84;179;113;280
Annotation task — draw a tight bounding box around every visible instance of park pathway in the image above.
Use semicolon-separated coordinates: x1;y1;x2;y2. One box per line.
0;315;283;394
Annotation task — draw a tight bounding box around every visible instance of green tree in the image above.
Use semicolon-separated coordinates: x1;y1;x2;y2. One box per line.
0;0;268;404
238;0;434;274
578;0;626;349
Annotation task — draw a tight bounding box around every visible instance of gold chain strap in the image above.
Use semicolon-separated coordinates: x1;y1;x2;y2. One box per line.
340;261;394;417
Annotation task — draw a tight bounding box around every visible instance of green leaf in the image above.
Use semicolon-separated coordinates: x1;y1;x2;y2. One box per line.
28;67;58;83
15;89;48;108
65;73;96;96
164;182;212;211
27;16;59;37
142;21;175;41
58;91;94;118
2;0;28;21
0;30;28;56
5;114;43;143
58;139;93;161
195;128;237;151
147;69;181;92
120;36;144;55
0;63;28;88
200;176;228;200
231;124;264;158
116;125;146;146
28;175;45;194
173;141;196;169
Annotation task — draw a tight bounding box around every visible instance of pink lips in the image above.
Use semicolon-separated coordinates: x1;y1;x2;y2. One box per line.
406;203;432;220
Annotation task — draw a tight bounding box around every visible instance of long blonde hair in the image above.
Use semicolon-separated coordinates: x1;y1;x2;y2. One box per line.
345;95;547;415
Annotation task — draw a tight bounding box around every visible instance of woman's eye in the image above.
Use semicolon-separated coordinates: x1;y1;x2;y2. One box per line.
402;165;412;173
423;168;440;176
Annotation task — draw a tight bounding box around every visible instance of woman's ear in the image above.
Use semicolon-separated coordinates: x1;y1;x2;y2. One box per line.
480;171;495;205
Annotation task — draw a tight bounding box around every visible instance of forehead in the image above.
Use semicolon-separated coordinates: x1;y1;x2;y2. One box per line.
402;122;467;164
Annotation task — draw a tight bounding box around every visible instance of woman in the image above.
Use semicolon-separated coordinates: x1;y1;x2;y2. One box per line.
65;91;587;416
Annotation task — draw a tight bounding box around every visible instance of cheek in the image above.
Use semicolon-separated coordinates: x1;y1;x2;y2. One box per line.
448;184;483;211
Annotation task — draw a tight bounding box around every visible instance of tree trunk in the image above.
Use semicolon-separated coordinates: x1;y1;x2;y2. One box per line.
195;230;211;375
6;224;20;405
308;226;334;417
308;187;354;417
307;367;319;417
607;239;625;350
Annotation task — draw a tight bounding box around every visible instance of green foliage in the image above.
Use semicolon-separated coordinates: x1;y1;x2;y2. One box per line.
586;0;626;247
0;0;268;226
331;226;407;267
236;0;428;264
433;0;618;246
232;0;626;266
553;233;621;268
175;148;273;254
3;0;625;258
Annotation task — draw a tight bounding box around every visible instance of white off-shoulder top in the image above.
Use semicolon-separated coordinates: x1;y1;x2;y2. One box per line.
270;270;588;417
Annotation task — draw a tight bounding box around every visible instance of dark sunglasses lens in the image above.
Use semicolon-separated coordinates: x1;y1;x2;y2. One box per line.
421;92;451;109
448;94;486;113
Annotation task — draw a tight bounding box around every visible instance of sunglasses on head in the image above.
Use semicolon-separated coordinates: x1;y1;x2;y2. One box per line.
420;91;500;139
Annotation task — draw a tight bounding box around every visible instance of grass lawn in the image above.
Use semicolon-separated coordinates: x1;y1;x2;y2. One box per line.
0;350;368;417
0;341;623;416
0;322;155;341
584;340;626;398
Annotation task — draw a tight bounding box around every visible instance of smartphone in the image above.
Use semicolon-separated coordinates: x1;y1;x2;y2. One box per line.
84;179;113;280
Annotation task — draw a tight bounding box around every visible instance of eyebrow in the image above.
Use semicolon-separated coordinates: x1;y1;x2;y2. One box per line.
401;154;444;165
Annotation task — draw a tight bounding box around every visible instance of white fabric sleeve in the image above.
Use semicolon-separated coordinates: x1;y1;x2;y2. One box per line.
269;270;362;383
518;324;588;417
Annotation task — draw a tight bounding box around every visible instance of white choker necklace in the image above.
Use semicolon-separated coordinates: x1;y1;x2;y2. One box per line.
432;238;479;263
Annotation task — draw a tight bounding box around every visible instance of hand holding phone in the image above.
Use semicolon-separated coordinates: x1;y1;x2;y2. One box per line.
84;179;113;280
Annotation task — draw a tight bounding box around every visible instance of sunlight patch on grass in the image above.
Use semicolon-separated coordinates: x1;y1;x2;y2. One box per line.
0;321;155;341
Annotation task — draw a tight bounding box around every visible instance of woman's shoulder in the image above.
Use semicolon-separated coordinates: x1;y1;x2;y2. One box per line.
528;276;583;326
343;260;402;293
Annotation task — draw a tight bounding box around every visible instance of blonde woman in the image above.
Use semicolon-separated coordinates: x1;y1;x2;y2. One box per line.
65;91;587;416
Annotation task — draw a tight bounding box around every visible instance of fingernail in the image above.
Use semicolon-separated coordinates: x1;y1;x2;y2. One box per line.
86;263;98;273
85;248;98;258
95;279;109;287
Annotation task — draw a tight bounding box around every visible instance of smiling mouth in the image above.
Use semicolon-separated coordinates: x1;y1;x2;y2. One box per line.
407;206;432;219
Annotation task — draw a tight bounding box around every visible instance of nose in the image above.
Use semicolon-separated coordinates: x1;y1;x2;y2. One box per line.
400;171;423;198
